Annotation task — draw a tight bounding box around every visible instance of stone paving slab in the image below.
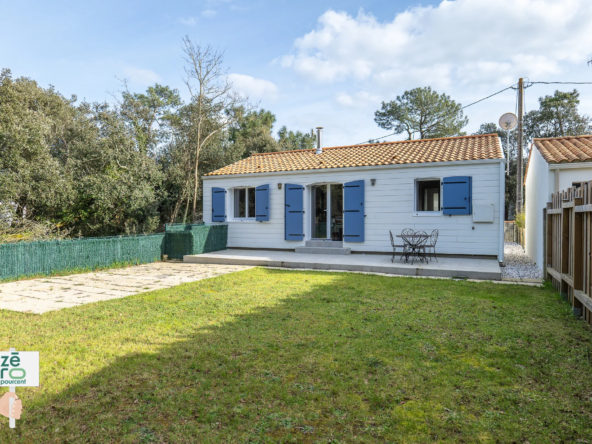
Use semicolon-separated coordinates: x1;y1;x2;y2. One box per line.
0;262;251;314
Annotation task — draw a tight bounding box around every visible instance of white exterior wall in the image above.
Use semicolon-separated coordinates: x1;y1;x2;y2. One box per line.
553;167;592;192
525;149;550;268
525;149;592;267
203;160;504;258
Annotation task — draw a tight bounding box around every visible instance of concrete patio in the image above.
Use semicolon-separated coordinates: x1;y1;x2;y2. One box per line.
184;249;502;281
0;262;251;314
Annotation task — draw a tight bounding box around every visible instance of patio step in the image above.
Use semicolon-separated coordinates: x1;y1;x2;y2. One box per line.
295;246;351;255
304;240;343;248
184;249;502;281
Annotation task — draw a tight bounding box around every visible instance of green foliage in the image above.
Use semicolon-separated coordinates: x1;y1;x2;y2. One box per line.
0;269;591;442
119;82;182;154
230;108;279;157
1;67;313;233
0;212;70;244
277;125;316;151
524;90;591;140
515;211;525;229
0;69;164;236
0;69;74;220
375;86;468;140
228;108;316;158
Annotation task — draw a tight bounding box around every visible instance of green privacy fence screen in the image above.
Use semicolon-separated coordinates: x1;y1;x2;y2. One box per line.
0;224;227;280
164;224;228;259
0;234;165;280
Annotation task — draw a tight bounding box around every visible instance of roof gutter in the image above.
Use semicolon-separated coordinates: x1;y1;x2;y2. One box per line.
548;161;592;170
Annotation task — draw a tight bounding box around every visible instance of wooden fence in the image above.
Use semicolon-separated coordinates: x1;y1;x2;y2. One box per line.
504;221;525;247
546;180;592;325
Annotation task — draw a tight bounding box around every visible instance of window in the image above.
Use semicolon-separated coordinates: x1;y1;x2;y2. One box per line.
416;179;441;212
573;182;583;189
234;187;256;218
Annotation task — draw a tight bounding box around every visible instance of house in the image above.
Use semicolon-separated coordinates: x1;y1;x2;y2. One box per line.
524;135;592;268
202;133;506;262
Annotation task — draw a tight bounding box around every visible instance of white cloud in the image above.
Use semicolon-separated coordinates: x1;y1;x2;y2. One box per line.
122;66;161;86
178;16;197;26
281;1;592;87
201;10;216;18
335;91;380;108
228;73;279;101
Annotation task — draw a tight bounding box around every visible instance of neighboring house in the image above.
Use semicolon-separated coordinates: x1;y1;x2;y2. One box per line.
203;134;506;261
525;135;592;268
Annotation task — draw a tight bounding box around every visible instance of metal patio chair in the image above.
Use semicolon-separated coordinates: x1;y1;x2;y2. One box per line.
412;230;429;264
425;229;439;262
390;230;408;263
400;228;415;262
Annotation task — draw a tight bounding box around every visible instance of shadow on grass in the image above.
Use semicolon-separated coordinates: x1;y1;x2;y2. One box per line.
3;269;592;443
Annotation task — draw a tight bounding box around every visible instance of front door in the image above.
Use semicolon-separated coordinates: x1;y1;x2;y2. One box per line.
311;184;343;240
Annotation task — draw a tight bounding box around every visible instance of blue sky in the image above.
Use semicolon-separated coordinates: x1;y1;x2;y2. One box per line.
2;0;592;146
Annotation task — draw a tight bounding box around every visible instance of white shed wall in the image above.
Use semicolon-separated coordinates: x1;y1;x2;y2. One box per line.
525;150;592;267
525;148;550;267
203;161;503;257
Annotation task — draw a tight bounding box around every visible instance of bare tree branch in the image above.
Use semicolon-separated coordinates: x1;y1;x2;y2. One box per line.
181;36;252;222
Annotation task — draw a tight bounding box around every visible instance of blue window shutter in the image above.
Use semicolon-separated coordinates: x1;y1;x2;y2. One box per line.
285;184;304;240
255;184;270;221
344;180;365;242
212;187;226;222
442;176;472;215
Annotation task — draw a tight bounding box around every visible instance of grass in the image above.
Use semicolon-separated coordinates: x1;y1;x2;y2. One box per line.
0;268;591;443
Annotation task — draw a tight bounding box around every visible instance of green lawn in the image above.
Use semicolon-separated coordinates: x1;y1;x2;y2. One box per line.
1;269;591;443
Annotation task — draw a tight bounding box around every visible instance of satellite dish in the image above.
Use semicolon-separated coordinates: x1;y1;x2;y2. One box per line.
499;112;518;131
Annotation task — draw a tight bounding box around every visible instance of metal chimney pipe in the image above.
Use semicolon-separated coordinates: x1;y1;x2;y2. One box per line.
315;127;323;154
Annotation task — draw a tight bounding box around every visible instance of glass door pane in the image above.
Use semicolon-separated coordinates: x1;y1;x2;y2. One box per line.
247;187;256;217
312;185;328;238
330;184;343;241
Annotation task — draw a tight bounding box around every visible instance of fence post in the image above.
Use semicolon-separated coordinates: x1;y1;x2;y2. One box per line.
542;207;547;276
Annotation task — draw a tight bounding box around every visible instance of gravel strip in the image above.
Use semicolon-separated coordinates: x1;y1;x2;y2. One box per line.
502;242;543;279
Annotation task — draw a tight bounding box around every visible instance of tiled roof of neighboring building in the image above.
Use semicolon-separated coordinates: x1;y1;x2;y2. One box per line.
531;135;592;164
204;134;503;176
524;135;592;184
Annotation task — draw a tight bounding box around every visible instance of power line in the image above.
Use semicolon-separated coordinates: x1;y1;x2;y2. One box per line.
528;81;592;85
356;84;516;145
357;80;592;145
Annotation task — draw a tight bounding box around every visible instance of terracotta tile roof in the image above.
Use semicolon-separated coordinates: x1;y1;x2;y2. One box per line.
532;135;592;164
204;134;503;176
525;135;592;184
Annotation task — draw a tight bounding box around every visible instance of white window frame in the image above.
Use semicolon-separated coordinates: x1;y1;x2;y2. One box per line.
231;187;257;221
413;178;442;217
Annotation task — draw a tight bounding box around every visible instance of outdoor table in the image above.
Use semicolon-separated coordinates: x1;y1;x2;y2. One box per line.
396;234;429;264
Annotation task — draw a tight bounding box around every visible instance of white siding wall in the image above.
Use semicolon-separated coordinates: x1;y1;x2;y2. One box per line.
526;149;592;268
525;149;550;267
556;168;592;191
203;161;503;257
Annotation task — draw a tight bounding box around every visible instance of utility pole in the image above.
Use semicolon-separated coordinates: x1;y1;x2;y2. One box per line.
516;78;524;215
